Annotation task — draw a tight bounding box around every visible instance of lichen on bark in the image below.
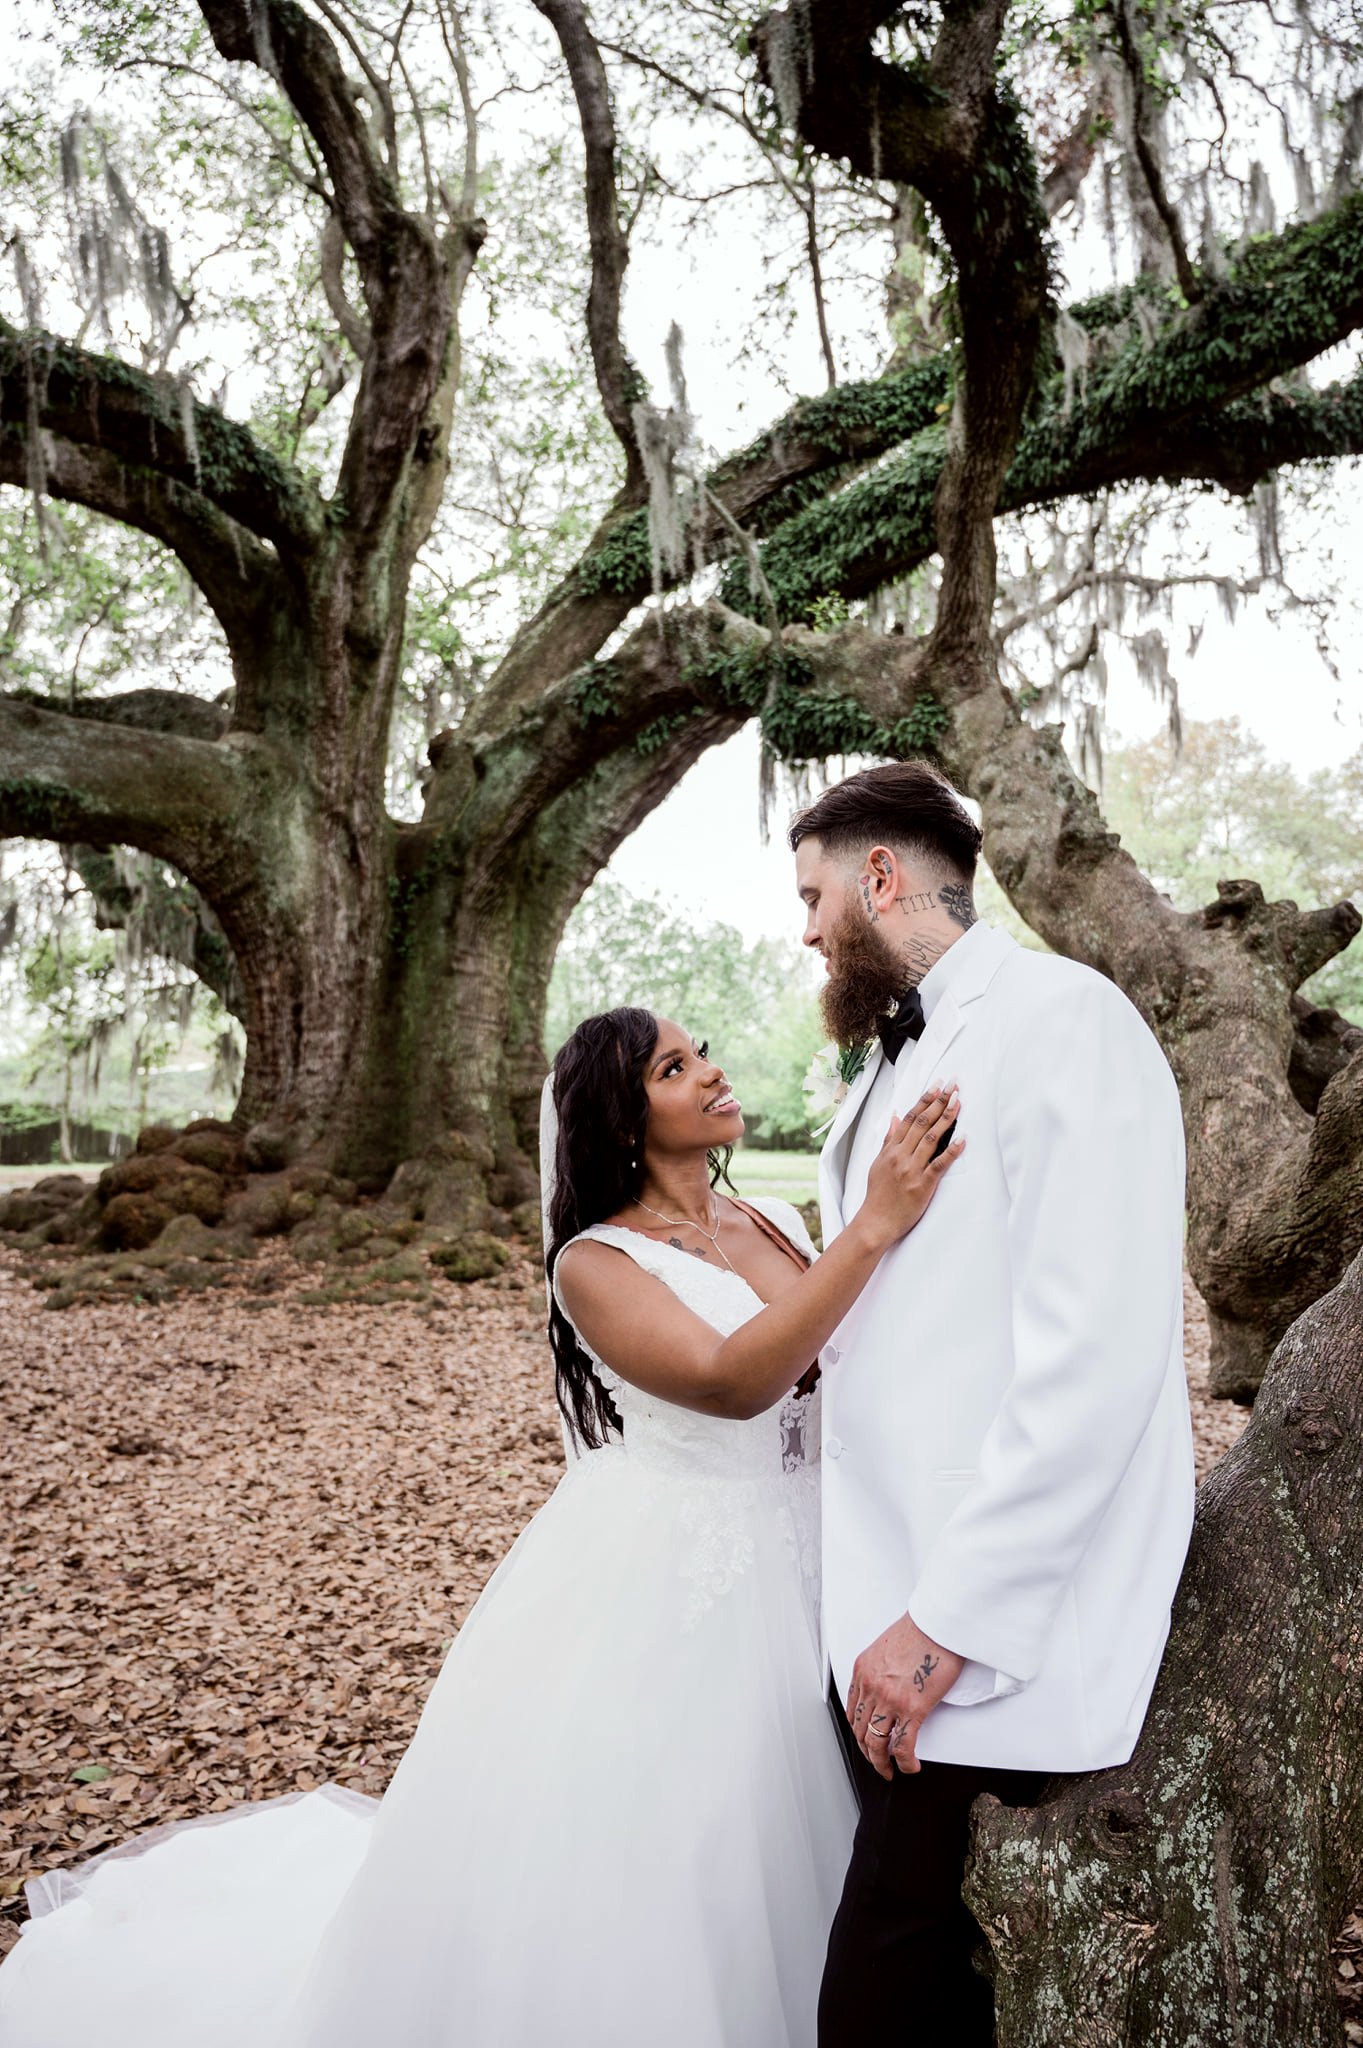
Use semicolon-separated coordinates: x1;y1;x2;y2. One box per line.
967;1244;1363;2045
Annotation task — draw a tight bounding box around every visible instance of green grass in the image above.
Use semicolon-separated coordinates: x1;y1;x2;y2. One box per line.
0;1150;824;1203
0;1160;107;1189
726;1147;819;1205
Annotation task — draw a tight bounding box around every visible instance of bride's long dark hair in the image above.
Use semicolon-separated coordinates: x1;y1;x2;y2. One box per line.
546;1006;730;1450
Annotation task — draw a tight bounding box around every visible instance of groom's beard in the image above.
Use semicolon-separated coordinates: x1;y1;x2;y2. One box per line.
819;900;909;1046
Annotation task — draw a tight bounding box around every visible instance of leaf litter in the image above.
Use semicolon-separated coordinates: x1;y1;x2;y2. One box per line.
0;1255;1302;1973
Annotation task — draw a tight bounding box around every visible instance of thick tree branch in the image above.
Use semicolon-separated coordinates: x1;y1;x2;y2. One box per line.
199;0;463;551
1112;0;1201;301
755;0;989;198
319;209;372;359
757;0;1051;673
737;168;1363;624
534;0;646;497
454;603;764;852
0;320;323;572
0;693;248;896
741;365;1363;622
0;417;281;644
488;187;1363;718
465;356;952;739
14;688;231;743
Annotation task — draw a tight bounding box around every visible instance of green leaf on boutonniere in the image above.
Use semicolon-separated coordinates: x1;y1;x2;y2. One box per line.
837;1039;874;1087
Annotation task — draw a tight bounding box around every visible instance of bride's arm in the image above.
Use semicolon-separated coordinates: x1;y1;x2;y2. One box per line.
557;1087;962;1422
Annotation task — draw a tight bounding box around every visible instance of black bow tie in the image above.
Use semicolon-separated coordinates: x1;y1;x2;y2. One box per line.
876;987;926;1064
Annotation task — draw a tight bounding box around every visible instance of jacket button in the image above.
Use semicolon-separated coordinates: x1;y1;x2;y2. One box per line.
824;1345;841;1365
825;1436;843;1459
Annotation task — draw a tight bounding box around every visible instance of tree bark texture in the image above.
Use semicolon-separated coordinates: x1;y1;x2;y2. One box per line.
965;1243;1363;2045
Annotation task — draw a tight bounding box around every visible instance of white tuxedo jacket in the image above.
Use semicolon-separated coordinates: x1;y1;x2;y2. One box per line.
818;922;1195;1771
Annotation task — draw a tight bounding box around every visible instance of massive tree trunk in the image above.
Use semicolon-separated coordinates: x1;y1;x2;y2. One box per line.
965;1242;1363;2044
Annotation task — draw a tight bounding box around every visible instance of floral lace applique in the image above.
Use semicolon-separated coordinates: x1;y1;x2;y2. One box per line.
554;1209;825;1640
677;1485;759;1634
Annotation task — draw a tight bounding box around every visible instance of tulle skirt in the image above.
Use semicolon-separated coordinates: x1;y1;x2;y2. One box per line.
0;1447;856;2046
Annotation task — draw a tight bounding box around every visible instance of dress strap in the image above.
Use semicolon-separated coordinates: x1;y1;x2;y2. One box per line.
726;1197;820;1395
727;1197;810;1273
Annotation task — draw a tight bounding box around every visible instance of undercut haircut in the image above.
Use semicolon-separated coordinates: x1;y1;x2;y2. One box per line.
788;761;983;882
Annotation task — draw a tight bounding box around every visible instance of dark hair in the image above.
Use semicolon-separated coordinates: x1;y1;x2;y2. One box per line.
546;1007;655;1449
544;1008;734;1451
788;761;982;880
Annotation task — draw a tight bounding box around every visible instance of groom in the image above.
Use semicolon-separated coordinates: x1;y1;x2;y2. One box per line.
791;763;1195;2044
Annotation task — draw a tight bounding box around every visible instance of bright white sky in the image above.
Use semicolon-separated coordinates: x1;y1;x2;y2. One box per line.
3;5;1360;952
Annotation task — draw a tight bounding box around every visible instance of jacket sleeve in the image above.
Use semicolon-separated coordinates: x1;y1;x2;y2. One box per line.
907;973;1186;1686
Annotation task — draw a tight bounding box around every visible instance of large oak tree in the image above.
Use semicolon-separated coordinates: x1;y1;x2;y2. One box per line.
3;0;1363;2033
1;7;1359;1357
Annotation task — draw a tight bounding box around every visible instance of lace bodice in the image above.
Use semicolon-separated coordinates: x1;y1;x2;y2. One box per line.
553;1195;822;1486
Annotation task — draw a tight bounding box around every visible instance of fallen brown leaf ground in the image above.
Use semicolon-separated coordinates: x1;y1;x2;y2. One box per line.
0;1258;1252;1965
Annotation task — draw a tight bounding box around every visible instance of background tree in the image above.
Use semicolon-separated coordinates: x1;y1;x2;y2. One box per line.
1104;718;1363;1020
546;875;824;1144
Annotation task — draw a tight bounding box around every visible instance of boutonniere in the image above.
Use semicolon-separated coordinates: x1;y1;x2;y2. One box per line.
802;1038;876;1137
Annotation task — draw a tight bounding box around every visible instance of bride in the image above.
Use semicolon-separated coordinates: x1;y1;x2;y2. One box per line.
0;1006;962;2048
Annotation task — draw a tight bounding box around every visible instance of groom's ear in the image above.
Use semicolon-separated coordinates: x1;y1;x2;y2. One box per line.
859;844;901;915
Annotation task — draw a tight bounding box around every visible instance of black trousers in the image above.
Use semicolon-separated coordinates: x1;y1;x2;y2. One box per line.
818;1693;1047;2047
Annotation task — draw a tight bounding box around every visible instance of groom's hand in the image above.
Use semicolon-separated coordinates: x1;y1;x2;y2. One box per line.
846;1613;964;1781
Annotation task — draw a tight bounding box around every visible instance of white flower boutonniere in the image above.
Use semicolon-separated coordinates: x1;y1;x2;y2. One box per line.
802;1038;875;1138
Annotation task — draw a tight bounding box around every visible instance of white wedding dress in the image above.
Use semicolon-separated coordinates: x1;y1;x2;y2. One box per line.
0;1196;856;2047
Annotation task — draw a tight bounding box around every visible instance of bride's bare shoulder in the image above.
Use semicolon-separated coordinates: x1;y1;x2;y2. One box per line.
555;1223;638;1283
555;1228;663;1332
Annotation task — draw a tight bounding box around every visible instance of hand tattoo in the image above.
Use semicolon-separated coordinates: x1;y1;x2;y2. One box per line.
911;1652;939;1693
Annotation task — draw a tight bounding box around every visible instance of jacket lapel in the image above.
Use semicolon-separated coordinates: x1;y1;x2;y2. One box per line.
818;1042;884;1240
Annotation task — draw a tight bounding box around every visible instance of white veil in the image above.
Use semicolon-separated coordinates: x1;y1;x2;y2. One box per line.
539;1069;583;1465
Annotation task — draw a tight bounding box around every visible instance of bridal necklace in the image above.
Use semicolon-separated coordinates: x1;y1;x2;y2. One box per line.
631;1193;737;1274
